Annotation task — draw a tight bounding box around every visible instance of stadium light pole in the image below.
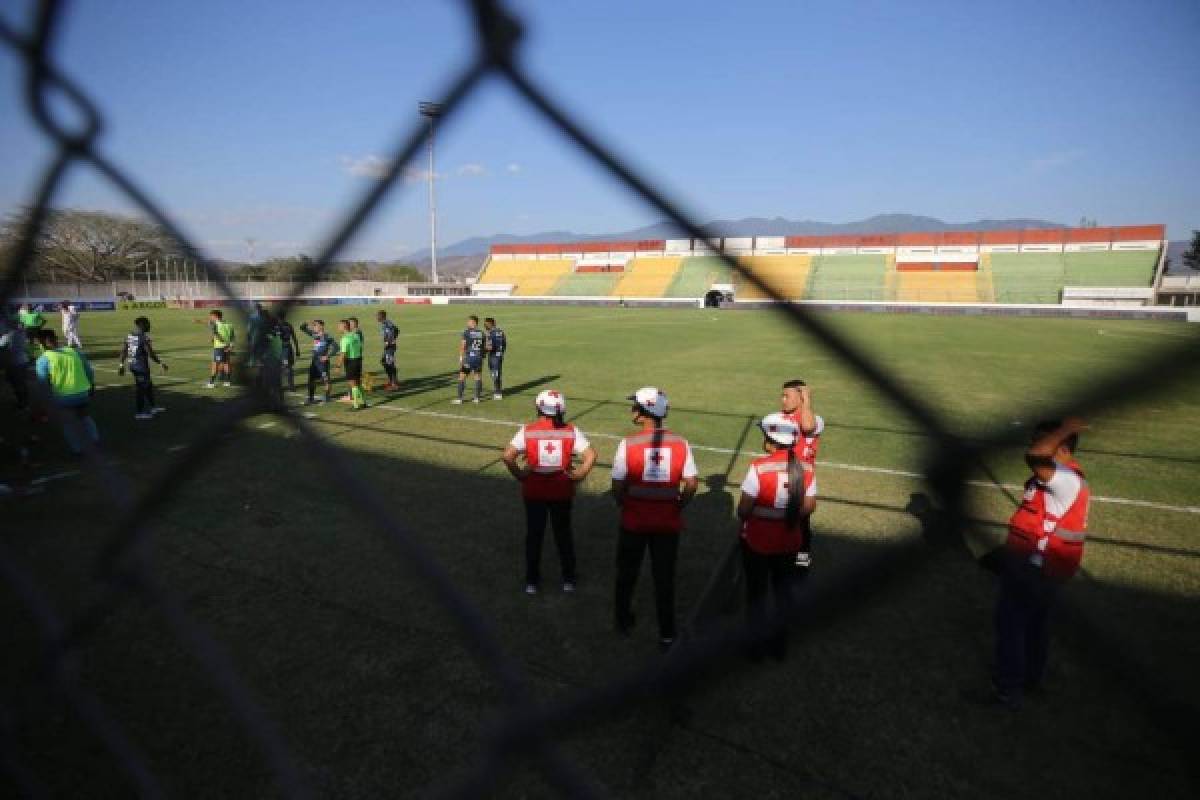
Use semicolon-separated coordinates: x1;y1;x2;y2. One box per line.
419;101;444;284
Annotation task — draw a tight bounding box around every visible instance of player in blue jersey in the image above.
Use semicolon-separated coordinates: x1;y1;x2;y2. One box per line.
375;309;400;389
453;315;486;404
299;319;339;404
118;316;168;420
484;316;507;400
275;314;300;391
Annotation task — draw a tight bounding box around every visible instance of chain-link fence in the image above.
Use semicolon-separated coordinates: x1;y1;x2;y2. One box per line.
2;0;1198;797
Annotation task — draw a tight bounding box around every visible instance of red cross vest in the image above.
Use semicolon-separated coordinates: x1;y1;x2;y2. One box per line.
520;418;578;502
620;429;690;534
1006;460;1090;580
740;450;816;555
782;411;820;465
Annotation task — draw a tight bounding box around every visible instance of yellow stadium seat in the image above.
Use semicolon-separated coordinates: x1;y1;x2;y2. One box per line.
476;258;575;296
894;271;981;303
612;257;683;298
733;255;813;300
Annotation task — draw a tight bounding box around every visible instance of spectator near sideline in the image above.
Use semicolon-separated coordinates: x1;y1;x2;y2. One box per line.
34;329;98;454
502;389;597;595
779;379;823;570
611;386;699;650
992;418;1090;710
736;413;817;661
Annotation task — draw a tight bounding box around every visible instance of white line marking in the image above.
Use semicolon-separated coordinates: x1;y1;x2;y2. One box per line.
167;445;187;453
357;403;1200;516
31;470;80;486
258;422;276;429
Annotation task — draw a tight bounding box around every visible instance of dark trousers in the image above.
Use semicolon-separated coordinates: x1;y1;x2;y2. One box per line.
4;364;28;409
488;354;504;391
993;558;1060;695
132;370;155;413
614;529;679;639
524;499;576;585
741;544;802;659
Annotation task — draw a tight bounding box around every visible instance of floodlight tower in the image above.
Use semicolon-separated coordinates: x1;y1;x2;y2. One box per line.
419;101;444;284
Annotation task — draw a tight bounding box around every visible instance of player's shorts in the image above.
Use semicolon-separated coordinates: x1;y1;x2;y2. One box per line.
309;361;330;382
381;347;397;367
131;368;152;387
344;357;363;381
212;348;229;364
460;356;483;373
487;353;504;376
281;347;294;367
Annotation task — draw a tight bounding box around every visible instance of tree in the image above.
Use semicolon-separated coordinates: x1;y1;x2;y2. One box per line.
1183;230;1200;272
0;208;179;282
376;263;425;282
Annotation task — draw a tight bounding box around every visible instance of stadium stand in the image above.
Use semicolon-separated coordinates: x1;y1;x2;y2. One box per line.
553;271;624;296
612;257;683;297
894;271;983;303
477;258;574;296
807;255;888;302
664;256;735;298
989;253;1066;303
1063;250;1158;287
734;255;813;300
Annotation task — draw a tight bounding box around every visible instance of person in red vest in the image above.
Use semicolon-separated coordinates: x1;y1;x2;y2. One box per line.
611;386;699;649
779;379;823;570
737;413;818;661
992;417;1090;710
503;389;597;595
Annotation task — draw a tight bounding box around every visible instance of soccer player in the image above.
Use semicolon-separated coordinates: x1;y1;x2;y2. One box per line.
207;309;234;388
299;319;338;404
502;389;597;595
337;319;366;410
17;303;44;336
275;313;300;391
483;316;507;400
60;301;83;349
736;413;817;661
117;316;168;420
611;386;699;649
34;329;98;454
376;310;400;389
453;315;486;404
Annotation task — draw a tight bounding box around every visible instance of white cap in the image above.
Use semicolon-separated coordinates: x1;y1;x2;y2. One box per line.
759;413;799;447
535;389;566;416
628;387;669;419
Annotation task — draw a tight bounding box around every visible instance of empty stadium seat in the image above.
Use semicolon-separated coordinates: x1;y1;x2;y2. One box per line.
664;256;735;297
612;257;683;298
477;258;574;296
806;255;888;302
894;271;982;303
733;255;813;300
1063;250;1158;287
553;272;623;296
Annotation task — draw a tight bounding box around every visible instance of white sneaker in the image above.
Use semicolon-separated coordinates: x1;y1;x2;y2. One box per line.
151;407;167;415
135;412;153;421
450;398;463;405
222;381;232;388
493;393;503;400
562;581;576;593
472;397;481;404
205;382;215;389
524;584;538;595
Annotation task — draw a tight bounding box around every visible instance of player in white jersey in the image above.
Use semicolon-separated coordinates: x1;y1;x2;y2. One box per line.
60;301;83;349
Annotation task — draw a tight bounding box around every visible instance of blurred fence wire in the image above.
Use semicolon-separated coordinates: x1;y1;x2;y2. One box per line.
2;0;1198;796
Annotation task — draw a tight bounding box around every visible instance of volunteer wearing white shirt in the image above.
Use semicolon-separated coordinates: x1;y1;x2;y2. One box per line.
503;390;596;595
611;387;699;649
737;414;818;661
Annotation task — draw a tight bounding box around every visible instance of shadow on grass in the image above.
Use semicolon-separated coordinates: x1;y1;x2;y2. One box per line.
2;425;1197;798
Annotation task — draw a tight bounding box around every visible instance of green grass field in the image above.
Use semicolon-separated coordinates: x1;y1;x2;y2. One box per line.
2;303;1198;798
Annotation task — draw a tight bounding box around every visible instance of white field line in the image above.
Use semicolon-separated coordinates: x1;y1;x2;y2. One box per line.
31;470;80;486
305;401;1200;516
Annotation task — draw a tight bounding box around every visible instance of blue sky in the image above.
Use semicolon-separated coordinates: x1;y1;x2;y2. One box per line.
2;0;1197;262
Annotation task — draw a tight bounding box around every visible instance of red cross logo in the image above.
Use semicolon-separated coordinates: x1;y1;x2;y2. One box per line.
548;391;560;398
544;442;556;454
649;451;665;465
